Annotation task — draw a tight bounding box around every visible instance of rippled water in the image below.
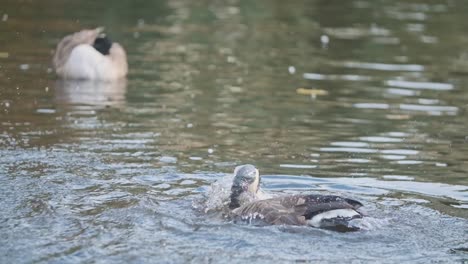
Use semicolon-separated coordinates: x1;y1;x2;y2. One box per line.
1;0;468;263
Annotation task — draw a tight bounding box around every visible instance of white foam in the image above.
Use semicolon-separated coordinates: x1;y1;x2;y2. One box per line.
202;174;234;212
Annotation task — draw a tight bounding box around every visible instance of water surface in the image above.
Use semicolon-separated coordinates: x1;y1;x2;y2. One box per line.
1;0;467;263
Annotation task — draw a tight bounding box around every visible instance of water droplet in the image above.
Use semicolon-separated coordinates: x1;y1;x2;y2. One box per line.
227;6;239;15
320;35;330;46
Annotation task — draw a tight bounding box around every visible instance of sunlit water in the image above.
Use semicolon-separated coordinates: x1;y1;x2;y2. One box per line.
1;0;468;263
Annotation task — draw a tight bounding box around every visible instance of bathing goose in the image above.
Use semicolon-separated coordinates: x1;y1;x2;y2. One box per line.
53;27;128;80
229;164;364;231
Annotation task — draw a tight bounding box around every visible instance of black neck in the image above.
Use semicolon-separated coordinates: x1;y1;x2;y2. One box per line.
93;36;112;55
229;188;242;209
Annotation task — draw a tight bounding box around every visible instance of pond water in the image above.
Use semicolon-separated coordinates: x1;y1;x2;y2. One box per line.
1;0;468;263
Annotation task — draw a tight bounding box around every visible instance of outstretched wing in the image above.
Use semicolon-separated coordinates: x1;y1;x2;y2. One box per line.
232;199;306;225
282;195;362;219
232;194;363;225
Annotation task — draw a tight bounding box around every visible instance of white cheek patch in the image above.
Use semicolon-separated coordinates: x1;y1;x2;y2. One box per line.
308;209;361;228
247;169;260;194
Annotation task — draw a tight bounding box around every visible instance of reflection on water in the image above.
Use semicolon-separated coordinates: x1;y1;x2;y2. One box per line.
1;0;468;263
55;80;127;109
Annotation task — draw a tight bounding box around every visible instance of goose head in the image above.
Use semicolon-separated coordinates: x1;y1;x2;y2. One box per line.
229;164;260;209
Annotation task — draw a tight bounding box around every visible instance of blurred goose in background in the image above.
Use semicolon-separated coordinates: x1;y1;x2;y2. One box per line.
229;164;364;231
53;27;128;81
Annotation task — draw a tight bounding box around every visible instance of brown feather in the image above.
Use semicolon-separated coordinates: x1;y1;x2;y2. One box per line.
53;28;103;75
231;194;362;226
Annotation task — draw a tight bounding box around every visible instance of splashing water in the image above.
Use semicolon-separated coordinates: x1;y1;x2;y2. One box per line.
196;171;273;216
200;174;235;213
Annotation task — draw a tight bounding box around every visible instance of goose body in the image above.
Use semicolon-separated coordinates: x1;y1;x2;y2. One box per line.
53;28;128;81
229;164;364;231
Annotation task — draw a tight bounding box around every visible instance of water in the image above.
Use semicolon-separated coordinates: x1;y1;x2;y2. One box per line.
1;0;468;263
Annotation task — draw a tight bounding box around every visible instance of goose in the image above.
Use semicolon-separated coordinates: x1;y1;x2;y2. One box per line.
53;27;128;81
229;164;364;231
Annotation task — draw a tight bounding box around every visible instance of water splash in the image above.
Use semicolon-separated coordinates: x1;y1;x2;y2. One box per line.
198;174;235;213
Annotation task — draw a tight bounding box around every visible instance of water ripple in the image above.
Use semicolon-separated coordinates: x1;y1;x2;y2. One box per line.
399;104;458;114
353;103;390;109
340;61;424;72
320;147;378;153
385;80;454;90
303;73;373;81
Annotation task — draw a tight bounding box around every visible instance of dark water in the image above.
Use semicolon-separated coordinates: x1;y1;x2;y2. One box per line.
1;0;468;263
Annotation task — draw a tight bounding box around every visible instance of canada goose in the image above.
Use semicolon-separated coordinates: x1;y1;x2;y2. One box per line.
229;164;364;231
53;27;128;81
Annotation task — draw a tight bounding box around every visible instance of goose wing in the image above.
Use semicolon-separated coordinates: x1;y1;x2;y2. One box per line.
280;195;362;219
232;194;362;225
232;198;307;225
53;28;103;73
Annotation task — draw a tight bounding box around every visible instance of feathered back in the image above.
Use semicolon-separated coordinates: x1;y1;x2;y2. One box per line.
53;28;103;75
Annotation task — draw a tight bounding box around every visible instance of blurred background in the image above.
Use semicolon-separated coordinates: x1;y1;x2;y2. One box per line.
0;0;467;263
